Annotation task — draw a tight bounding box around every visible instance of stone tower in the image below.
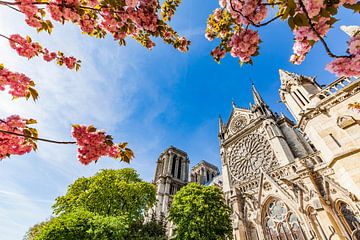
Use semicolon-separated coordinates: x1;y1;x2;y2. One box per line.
152;146;189;217
190;160;220;185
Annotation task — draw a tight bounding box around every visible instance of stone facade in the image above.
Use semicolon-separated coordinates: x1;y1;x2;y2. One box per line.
151;70;360;240
220;71;360;240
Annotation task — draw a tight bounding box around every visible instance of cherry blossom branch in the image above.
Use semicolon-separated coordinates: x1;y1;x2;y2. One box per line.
0;129;76;144
260;2;283;5
229;0;283;27
297;0;351;59
0;0;124;14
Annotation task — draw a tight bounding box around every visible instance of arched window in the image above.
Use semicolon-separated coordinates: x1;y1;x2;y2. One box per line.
263;199;306;240
336;201;360;239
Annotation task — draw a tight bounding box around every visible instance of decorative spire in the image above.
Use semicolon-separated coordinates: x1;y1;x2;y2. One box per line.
251;83;265;106
218;115;224;131
279;69;302;86
232;98;236;108
218;115;225;139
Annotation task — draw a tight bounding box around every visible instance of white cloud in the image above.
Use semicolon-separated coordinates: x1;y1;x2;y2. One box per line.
0;9;147;240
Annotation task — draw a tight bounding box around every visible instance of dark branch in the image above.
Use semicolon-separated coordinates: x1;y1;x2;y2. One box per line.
229;0;283;27
0;129;76;144
297;0;351;59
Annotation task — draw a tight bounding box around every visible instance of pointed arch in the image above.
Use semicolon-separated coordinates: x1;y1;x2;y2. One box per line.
261;197;307;240
334;199;360;239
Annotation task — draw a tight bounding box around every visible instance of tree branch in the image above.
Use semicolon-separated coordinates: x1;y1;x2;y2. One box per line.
0;129;76;144
297;0;351;59
229;0;283;28
0;0;125;14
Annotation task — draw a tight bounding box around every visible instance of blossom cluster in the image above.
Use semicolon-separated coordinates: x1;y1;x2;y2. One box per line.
290;17;331;64
228;29;260;63
326;35;360;77
17;0;42;28
226;0;268;25
205;0;359;76
9;34;80;70
72;125;134;165
0;64;36;99
0;115;37;160
14;0;190;52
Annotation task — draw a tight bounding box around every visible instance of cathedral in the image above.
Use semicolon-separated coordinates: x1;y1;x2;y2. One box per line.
150;70;360;240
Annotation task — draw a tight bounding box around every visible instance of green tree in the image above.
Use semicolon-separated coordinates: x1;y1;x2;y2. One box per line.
53;168;156;220
24;168;166;240
169;183;233;240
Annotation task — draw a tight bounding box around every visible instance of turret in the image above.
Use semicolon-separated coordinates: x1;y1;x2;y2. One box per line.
279;69;321;121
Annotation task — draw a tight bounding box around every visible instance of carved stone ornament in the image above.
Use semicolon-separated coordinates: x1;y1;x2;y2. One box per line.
230;115;248;134
337;115;357;129
263;182;272;191
228;133;276;182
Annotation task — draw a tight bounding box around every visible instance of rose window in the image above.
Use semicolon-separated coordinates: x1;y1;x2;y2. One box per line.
228;133;275;181
230;115;248;133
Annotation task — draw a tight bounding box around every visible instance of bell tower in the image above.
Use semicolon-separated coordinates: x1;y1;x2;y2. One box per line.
152;146;189;216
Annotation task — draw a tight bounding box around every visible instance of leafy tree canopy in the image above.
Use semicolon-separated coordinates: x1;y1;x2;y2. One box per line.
169;183;233;240
24;168;165;240
52;168;156;220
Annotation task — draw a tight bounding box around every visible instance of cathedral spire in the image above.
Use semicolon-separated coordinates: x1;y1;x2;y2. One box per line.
279;69;302;87
218;115;224;133
252;83;265;106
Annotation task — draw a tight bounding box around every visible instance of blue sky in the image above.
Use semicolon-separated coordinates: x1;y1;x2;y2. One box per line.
0;1;359;239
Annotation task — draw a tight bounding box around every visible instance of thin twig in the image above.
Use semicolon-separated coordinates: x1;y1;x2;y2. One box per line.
0;0;125;14
260;2;283;5
297;0;351;59
0;129;76;144
5;3;21;12
229;0;283;27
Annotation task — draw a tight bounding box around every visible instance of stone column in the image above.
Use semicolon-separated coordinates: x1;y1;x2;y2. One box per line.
174;157;179;179
185;160;189;182
162;154;169;175
167;152;174;175
181;159;186;181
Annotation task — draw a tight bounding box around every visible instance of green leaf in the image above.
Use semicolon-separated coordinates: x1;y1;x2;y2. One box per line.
28;87;39;101
288;17;295;30
26;119;37;125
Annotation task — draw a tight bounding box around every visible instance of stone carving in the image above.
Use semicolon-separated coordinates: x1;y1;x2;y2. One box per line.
263;182;272;191
228;133;276;182
230;115;248;133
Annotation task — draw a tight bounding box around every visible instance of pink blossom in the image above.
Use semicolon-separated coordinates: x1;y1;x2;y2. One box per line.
126;0;138;8
72;125;132;165
0;115;35;160
211;47;226;61
290;16;331;64
326;35;360;77
9;34;42;59
0;66;33;98
228;29;260;63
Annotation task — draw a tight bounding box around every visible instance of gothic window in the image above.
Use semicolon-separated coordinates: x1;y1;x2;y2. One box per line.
263;199;306;240
336;201;360;239
297;89;309;104
228;133;276;182
206;171;209;182
171;155;177;177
